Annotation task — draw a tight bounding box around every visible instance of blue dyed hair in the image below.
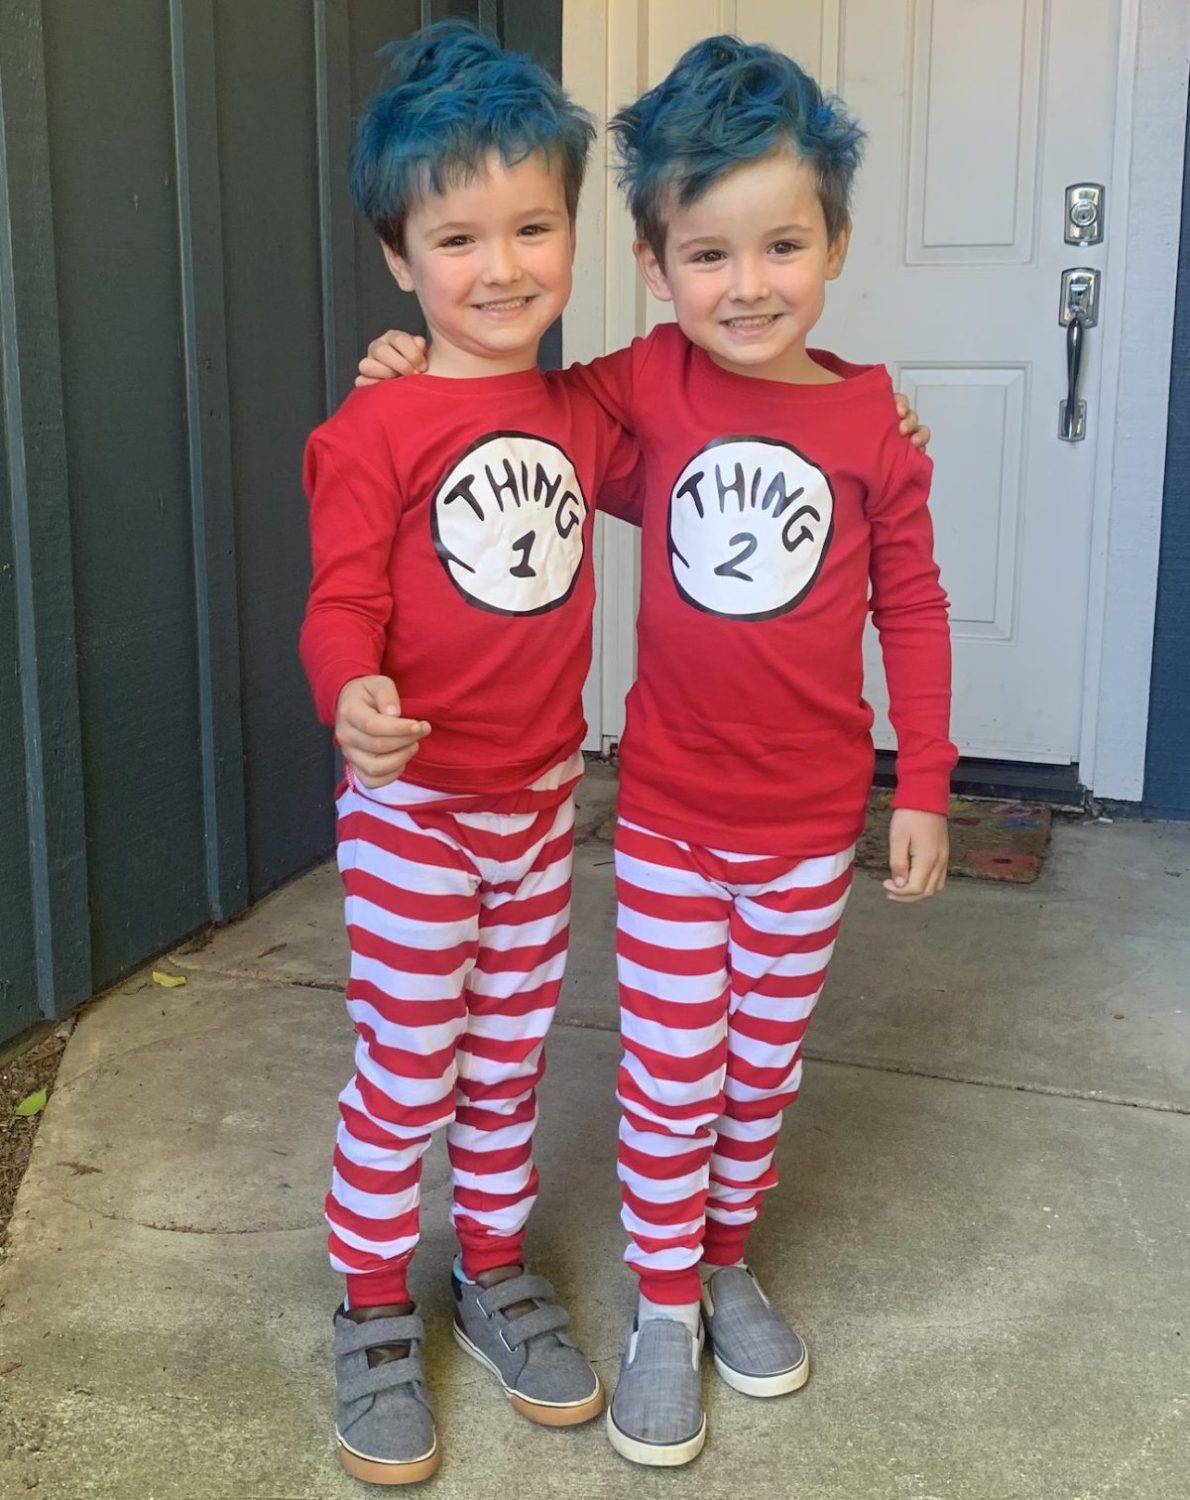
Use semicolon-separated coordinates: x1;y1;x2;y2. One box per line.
350;21;595;253
611;35;865;262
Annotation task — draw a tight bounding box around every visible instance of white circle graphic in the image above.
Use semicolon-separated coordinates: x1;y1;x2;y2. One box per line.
432;433;589;615
668;437;834;620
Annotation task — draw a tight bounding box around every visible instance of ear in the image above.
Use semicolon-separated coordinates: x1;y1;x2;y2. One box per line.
381;240;416;294
825;217;852;281
633;239;674;303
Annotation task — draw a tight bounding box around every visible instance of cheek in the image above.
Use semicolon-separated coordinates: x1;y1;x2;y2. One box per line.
671;276;720;324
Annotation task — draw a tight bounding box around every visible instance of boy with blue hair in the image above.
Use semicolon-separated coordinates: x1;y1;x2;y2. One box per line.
300;22;644;1484
360;30;951;1470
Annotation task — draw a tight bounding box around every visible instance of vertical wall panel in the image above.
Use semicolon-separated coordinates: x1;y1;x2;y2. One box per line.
215;0;335;898
0;383;37;1035
41;2;204;985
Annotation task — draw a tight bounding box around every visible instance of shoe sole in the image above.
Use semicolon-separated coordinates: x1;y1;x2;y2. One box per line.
451;1321;605;1426
709;1346;810;1398
336;1433;441;1486
605;1407;707;1467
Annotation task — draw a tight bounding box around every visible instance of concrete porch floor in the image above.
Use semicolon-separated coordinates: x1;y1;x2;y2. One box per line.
1;787;1188;1499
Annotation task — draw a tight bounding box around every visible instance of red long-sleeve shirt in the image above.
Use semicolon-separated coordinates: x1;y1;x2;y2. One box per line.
300;368;639;796
564;324;956;854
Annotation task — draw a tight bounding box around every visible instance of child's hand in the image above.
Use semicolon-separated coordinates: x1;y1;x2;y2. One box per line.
883;809;948;902
356;331;429;386
335;676;431;787
894;392;931;450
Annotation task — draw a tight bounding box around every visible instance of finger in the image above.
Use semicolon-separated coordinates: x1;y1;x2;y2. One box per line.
897;405;918;432
911;424;931;450
357;356;400;382
893;392;910;417
355;743;420;786
348;715;431;748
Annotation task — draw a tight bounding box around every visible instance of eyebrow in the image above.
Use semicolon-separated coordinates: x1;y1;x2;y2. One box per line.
675;223;816;251
423;206;564;237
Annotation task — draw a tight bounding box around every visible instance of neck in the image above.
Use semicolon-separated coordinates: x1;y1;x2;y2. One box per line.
424;340;541;380
708;339;837;385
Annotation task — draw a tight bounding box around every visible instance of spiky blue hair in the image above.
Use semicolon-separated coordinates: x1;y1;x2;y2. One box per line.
610;35;865;261
350;20;595;252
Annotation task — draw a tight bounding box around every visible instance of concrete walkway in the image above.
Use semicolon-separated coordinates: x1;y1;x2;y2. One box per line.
2;794;1188;1499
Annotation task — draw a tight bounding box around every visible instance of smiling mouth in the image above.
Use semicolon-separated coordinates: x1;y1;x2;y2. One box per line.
722;313;781;329
475;296;535;313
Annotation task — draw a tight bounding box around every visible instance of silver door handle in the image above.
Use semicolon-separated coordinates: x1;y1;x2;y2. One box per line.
1059;267;1099;442
1063;315;1085;441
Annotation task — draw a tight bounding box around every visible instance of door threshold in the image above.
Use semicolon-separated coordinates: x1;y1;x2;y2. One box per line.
873;752;1085;809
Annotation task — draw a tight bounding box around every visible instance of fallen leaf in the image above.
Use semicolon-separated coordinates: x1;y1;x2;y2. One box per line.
257;943;287;958
14;1090;46;1117
152;971;187;989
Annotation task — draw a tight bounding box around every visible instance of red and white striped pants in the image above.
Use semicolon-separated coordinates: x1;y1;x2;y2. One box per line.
327;779;575;1308
614;819;855;1305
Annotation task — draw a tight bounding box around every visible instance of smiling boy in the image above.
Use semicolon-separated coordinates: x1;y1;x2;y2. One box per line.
299;23;642;1483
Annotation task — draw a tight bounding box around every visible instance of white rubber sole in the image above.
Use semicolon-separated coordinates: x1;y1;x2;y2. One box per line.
451;1321;604;1426
709;1346;810;1398
605;1407;707;1468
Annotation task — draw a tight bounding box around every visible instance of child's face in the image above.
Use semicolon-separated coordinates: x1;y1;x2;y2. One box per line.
635;152;850;382
385;151;575;378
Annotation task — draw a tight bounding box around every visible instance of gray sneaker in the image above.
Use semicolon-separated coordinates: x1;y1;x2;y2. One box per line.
451;1267;603;1426
334;1306;440;1485
701;1265;810;1397
606;1316;706;1468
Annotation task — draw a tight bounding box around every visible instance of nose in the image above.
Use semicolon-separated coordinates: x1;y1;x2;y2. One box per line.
730;255;769;304
481;238;520;286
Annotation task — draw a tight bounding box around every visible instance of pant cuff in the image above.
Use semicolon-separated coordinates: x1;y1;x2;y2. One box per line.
345;1262;411;1308
458;1233;525;1280
635;1265;703;1305
701;1224;751;1268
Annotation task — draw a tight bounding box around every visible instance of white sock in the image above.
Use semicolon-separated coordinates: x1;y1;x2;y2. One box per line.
638;1294;701;1336
699;1257;746;1285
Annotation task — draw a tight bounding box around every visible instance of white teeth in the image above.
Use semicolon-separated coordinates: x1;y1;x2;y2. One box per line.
480;298;527;311
726;315;777;328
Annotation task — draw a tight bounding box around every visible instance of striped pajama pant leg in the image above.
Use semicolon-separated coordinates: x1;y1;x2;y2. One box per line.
327;781;574;1308
614;819;854;1305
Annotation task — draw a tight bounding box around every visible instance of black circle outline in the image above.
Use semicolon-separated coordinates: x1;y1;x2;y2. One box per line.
430;429;590;618
666;433;836;622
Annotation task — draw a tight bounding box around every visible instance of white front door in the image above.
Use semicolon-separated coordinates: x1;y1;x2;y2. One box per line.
568;0;1121;765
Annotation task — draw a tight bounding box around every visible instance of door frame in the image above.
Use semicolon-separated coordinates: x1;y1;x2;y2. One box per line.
564;0;1190;798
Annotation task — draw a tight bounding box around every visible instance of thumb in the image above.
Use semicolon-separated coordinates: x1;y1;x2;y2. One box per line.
888;824;911;888
371;676;401;717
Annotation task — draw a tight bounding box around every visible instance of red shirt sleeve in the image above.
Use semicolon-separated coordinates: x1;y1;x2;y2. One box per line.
558;343;647;525
299;429;400;726
596;424;645;527
867;432;957;814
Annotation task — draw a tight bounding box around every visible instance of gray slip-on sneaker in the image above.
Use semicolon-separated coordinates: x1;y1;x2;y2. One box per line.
334;1306;440;1485
606;1316;706;1468
451;1267;603;1426
701;1265;810;1397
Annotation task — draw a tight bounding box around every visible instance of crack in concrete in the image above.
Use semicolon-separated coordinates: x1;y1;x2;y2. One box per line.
165;960;1190;1118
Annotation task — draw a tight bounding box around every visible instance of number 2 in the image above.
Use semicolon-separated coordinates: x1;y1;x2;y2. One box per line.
714;531;757;582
